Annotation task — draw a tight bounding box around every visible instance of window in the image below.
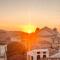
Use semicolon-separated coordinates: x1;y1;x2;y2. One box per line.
43;55;46;58
31;56;33;60
37;52;40;54
43;52;46;54
37;55;40;60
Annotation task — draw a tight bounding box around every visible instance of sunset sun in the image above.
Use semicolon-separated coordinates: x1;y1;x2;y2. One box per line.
20;24;36;33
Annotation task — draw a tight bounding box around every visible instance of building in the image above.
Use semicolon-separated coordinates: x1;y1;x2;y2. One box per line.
27;49;49;60
0;30;11;60
0;43;7;60
27;27;60;60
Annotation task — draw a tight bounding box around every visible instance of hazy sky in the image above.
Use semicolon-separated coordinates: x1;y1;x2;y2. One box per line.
0;0;60;31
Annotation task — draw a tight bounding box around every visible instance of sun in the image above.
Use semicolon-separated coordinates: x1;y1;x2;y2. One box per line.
21;24;36;33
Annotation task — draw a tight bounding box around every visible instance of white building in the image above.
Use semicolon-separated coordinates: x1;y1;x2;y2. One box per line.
0;44;7;60
27;49;49;60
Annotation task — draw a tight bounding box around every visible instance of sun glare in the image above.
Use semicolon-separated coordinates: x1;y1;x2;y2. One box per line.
21;24;36;33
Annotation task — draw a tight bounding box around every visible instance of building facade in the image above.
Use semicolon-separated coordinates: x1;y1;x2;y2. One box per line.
27;49;49;60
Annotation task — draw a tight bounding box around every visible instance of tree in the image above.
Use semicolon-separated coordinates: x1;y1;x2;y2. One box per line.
7;41;27;60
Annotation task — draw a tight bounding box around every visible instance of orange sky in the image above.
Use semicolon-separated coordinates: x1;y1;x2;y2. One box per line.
0;0;60;32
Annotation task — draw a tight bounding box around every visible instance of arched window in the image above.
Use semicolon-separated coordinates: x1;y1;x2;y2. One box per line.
43;55;46;58
31;56;33;60
37;55;40;60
